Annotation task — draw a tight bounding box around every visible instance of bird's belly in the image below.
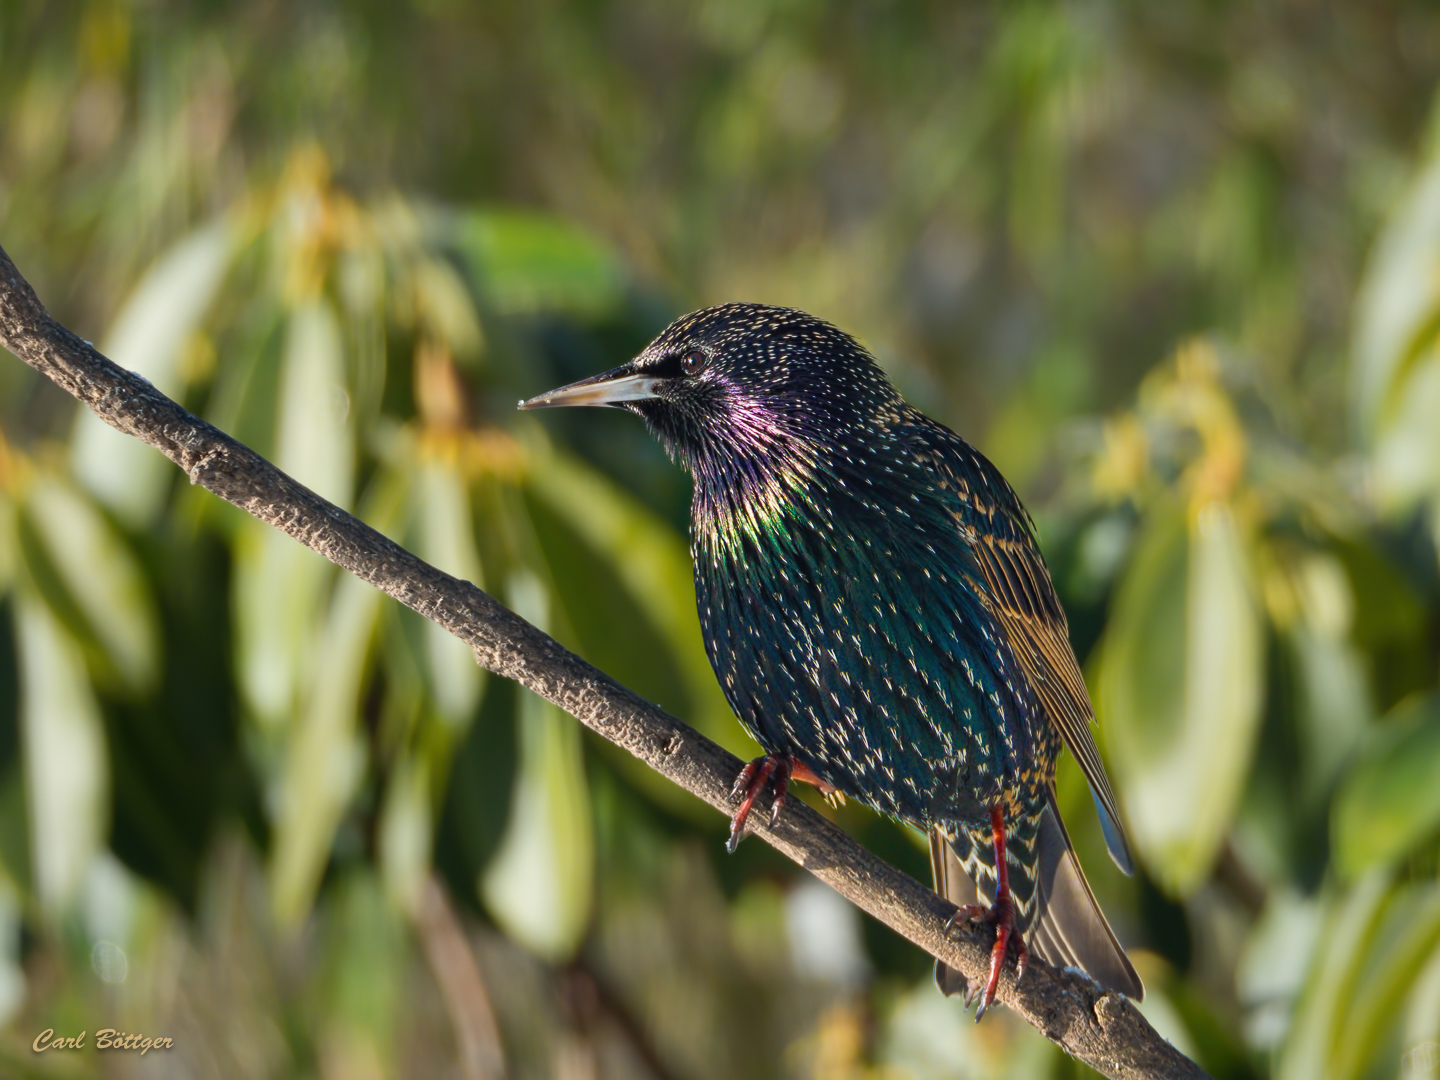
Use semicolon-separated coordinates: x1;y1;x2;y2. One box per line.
697;553;1045;829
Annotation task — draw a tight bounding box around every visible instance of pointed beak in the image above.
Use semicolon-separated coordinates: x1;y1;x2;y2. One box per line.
518;365;662;411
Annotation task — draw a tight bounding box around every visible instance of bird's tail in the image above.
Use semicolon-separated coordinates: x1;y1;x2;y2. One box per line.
928;792;1143;1002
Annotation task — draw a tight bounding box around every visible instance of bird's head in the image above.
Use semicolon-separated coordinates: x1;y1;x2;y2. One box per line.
518;303;900;471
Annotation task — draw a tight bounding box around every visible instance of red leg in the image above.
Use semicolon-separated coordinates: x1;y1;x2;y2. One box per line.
726;754;794;853
942;805;1029;1021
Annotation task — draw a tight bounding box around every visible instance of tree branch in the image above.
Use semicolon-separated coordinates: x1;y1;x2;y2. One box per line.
0;245;1208;1080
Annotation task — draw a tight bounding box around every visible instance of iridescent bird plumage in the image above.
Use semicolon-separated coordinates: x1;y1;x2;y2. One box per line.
521;303;1143;1014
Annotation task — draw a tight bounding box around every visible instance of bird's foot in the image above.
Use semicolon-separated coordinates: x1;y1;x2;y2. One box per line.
943;896;1028;1021
942;804;1028;1021
727;754;794;853
726;754;840;853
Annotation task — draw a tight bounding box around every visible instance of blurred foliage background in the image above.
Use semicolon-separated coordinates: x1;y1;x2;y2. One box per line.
2;1;1440;1078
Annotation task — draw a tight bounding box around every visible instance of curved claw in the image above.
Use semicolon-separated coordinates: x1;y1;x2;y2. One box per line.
726;754;793;853
972;897;1027;1021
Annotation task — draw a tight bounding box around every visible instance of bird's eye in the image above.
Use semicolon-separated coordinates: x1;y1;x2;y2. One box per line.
681;348;708;376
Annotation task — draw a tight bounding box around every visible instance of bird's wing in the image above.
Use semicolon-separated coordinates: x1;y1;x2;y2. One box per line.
921;425;1134;875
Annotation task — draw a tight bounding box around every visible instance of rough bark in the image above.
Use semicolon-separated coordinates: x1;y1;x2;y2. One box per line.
0;244;1208;1080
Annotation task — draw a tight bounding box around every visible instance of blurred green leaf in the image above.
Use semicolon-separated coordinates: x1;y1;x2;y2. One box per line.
275;300;355;509
71;219;235;526
234;300;355;727
1370;354;1440;520
0;881;23;1027
481;571;594;962
1276;873;1384;1080
412;458;485;729
378;753;432;914
1099;498;1263;896
525;440;754;757
1333;693;1440;878
452;210;623;317
1280;874;1440;1080
270;572;382;925
1404;944;1440;1062
411;256;485;360
15;591;107;915
21;476;159;693
1237;889;1325;1051
1281;552;1373;808
233;526;333;727
320;870;406;1074
1352;137;1440;443
1333;882;1440;1080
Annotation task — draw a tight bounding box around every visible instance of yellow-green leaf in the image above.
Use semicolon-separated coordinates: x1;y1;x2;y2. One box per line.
1099;498;1263;895
233;526;333;728
1351;138;1440;443
378;754;431;914
1332;692;1440;878
1279;874;1440;1080
72;219;234;525
275;300;354;509
454;210;623;317
270;572;382;924
413;459;485;729
15;592;107;915
525;440;752;757
22;476;159;693
480;571;594;961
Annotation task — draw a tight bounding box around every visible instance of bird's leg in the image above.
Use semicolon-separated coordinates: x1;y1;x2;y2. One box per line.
942;805;1029;1021
727;754;841;853
726;753;794;853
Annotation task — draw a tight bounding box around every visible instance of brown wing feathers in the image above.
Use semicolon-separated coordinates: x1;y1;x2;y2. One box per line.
973;530;1134;875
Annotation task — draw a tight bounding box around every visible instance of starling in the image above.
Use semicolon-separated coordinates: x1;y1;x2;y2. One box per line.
520;304;1142;1015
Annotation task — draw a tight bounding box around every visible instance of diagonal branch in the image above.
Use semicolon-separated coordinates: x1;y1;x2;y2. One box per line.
0;245;1208;1080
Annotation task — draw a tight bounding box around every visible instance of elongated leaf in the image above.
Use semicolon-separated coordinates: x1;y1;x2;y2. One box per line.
525;441;751;756
1236;889;1325;1050
0;494;15;594
1279;874;1440;1080
72;219;234;525
0;881;23;1026
234;526;332;727
270;571;383;924
320;870;405;1072
1276;873;1388;1080
412;257;484;360
1332;692;1440;878
481;571;594;961
378;753;431;913
22;476;159;693
453;210;623;316
15;592;107;914
1370;354;1440;516
1333;881;1440;1080
235;300;354;726
1404;943;1440;1055
1351;140;1440;442
1284;553;1372;808
413;459;484;729
275;300;355;508
1099;498;1263;895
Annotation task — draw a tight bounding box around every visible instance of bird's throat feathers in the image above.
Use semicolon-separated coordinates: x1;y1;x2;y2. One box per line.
686;395;823;553
685;394;934;569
